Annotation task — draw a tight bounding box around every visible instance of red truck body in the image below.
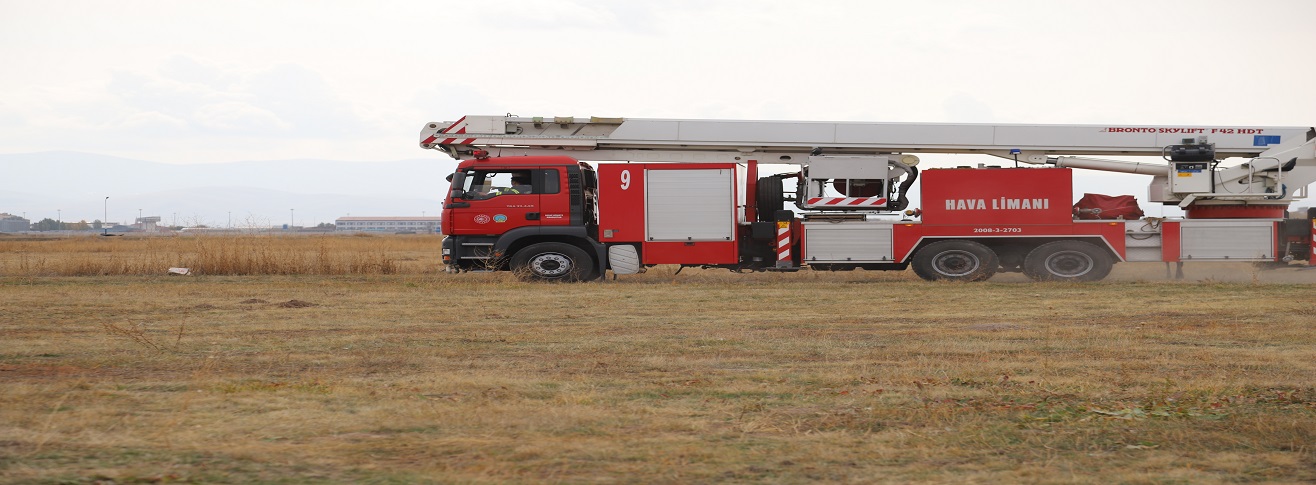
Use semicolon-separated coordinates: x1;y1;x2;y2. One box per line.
440;156;1312;282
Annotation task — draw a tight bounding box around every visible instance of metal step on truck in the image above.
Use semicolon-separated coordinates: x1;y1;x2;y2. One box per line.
422;115;1316;282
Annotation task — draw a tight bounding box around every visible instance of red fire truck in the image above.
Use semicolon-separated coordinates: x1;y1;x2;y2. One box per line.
422;116;1316;282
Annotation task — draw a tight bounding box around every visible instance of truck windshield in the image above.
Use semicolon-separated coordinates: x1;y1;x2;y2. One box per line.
460;170;533;200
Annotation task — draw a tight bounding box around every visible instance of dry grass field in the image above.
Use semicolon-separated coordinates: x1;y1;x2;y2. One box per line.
2;234;1315;483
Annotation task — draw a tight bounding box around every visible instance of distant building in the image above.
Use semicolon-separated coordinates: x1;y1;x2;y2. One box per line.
335;216;441;233
0;213;30;233
135;216;163;232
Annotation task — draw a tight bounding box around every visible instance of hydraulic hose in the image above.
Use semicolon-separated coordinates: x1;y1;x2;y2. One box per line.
894;165;919;211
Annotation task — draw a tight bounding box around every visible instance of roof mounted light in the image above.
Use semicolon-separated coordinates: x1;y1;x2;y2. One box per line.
473;149;490;160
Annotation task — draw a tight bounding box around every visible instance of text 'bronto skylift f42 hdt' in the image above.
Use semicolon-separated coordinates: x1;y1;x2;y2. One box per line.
421;115;1316;282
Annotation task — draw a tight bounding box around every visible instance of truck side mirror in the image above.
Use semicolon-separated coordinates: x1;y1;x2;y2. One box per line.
451;189;466;199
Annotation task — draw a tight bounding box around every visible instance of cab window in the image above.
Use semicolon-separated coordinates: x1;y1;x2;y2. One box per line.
461;170;533;200
458;169;560;199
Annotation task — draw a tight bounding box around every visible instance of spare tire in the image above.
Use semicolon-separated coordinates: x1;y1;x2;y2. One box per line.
756;176;785;222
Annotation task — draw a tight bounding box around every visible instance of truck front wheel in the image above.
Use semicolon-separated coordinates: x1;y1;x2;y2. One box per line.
511;243;596;282
912;240;999;282
1023;240;1113;282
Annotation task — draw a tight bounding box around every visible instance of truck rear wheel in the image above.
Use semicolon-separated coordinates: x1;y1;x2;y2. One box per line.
912;240;998;282
1023;240;1113;282
511;243;596;282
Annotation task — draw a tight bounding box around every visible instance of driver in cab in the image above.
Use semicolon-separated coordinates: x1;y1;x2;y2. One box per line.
490;172;532;196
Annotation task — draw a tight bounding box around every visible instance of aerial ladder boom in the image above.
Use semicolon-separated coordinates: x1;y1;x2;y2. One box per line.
421;115;1316;208
422;116;1312;159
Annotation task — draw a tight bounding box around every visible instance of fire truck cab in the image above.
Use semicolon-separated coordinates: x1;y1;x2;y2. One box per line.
442;156;603;279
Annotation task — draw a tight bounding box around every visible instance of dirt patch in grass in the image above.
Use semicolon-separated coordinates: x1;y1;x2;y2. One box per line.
276;299;317;308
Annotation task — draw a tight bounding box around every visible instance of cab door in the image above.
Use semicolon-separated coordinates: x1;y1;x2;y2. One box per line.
449;168;542;236
535;167;570;227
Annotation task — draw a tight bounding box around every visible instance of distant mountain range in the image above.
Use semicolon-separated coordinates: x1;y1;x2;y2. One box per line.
0;151;458;226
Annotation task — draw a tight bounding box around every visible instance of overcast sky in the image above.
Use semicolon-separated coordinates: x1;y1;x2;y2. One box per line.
3;0;1315;220
4;0;1314;163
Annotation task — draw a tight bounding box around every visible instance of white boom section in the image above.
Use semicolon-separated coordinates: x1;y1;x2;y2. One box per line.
421;115;1313;161
421;115;1316;205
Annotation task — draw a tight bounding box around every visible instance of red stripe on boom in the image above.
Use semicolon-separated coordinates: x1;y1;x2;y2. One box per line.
441;117;466;134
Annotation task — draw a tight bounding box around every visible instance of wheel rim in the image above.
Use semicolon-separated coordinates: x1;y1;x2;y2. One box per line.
530;253;571;277
932;250;980;277
1044;250;1094;277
